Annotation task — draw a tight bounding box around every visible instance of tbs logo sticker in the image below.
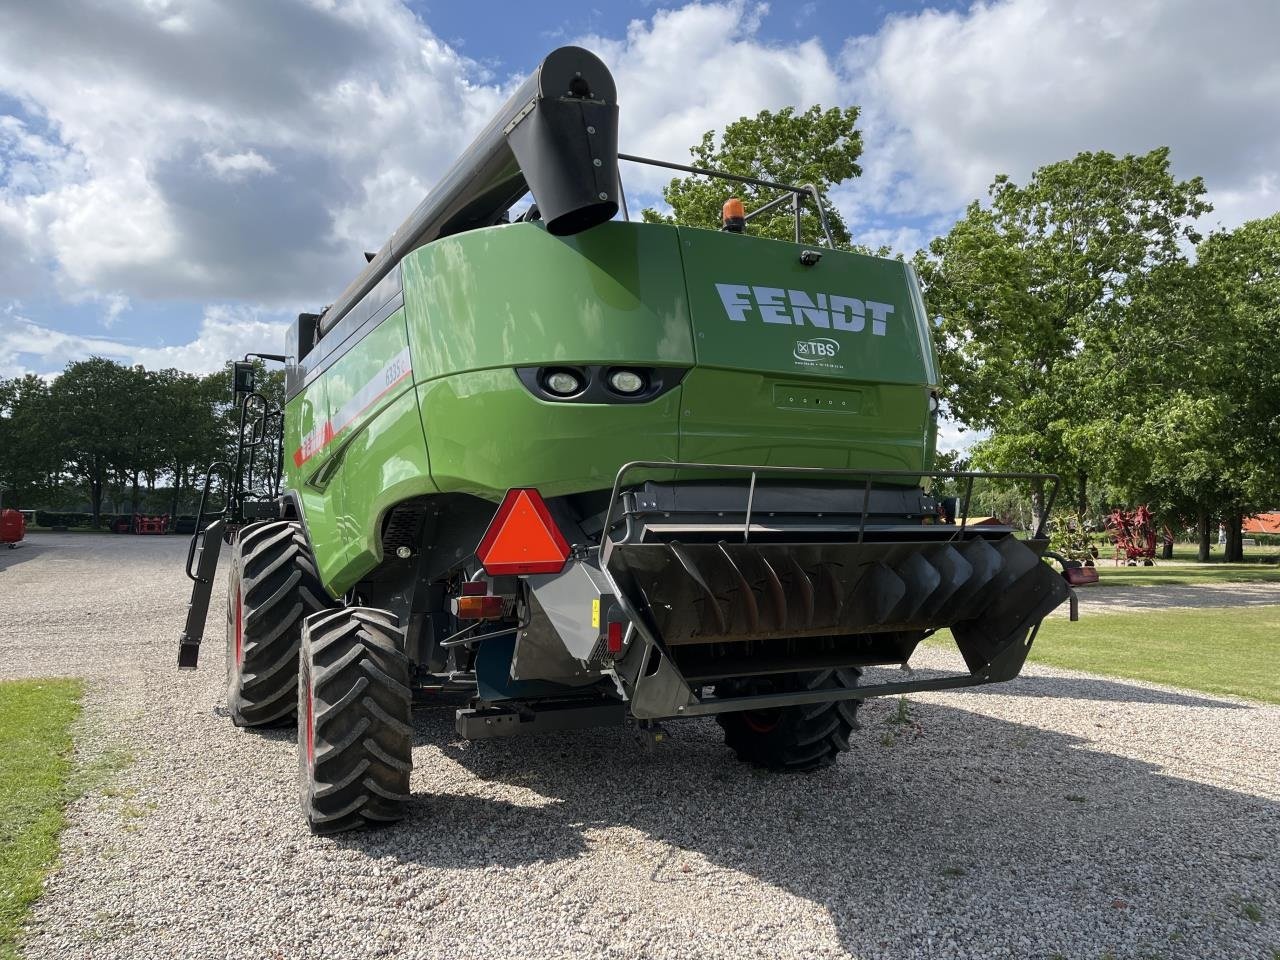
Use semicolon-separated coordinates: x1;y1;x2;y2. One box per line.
794;338;840;364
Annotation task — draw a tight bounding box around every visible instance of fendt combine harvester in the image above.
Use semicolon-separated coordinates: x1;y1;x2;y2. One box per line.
177;47;1072;832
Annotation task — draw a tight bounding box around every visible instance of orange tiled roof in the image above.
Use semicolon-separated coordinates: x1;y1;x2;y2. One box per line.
1242;512;1280;534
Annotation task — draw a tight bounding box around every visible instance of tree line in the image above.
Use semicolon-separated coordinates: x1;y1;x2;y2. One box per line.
652;107;1279;562
0;359;282;525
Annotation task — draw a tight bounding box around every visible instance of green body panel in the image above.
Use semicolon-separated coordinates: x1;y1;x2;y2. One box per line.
284;308;435;594
680;230;937;385
676;229;935;470
416;369;681;500
401;221;694;374
677;369;928;470
285;219;940;591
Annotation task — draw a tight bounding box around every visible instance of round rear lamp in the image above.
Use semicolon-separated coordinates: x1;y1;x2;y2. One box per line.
608;369;646;395
544;370;583;396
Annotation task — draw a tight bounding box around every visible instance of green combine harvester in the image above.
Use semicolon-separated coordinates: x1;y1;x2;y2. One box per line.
177;47;1072;833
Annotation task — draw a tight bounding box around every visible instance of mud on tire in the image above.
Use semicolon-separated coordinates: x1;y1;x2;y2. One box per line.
226;520;328;727
716;668;861;771
298;608;413;833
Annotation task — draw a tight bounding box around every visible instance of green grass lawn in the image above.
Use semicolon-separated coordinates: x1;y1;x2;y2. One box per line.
0;679;82;960
1168;542;1280;562
1028;606;1280;704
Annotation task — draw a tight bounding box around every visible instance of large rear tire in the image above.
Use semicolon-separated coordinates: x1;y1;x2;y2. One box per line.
716;668;861;771
298;608;413;833
226;520;328;727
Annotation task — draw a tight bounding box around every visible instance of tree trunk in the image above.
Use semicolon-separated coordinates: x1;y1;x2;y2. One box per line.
1196;511;1211;562
171;462;182;518
1075;471;1087;517
1030;482;1045;536
90;476;103;528
1224;511;1244;562
130;470;140;515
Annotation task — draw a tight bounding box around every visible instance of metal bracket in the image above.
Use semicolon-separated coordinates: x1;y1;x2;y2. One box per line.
177;517;226;670
456;700;625;739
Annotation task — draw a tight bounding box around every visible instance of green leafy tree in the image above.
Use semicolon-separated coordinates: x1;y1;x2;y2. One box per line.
916;148;1211;525
642;105;862;247
1077;213;1280;561
49;358;137;526
0;374;59;508
115;364;157;514
1197;212;1280;560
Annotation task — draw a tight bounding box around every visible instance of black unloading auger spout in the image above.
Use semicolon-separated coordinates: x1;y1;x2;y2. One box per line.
176;47;619;670
316;45;620;339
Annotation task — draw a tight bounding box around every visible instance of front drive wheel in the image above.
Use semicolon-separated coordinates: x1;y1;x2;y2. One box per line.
298;608;413;834
716;668;862;771
226;520;328;727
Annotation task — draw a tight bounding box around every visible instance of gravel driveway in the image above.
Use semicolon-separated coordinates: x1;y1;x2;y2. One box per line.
1058;580;1280;616
2;535;1278;960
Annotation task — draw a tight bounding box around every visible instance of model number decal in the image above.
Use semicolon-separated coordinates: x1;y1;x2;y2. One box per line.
292;347;412;468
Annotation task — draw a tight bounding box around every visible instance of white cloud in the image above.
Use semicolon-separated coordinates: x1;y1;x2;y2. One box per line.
575;2;842;195
936;417;983;457
0;302;288;378
101;292;130;328
204;149;276;181
129;305;290;372
0;0;507;307
846;0;1280;231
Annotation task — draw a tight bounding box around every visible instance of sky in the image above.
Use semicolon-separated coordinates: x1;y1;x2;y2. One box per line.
1;0;1278;443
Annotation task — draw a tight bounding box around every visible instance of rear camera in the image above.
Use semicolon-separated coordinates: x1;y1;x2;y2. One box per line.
544;370;583;396
608;370;646;394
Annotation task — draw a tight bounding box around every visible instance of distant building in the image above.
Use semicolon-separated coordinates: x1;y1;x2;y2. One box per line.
1242;512;1280;536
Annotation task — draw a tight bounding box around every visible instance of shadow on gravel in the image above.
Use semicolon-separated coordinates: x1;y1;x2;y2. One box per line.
955;671;1243;709
344;699;1280;957
251;720;594;865
859;665;1249;709
0;538;47;572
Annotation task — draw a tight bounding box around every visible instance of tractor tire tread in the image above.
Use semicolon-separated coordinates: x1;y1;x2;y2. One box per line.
299;608;412;834
226;520;328;728
717;668;861;772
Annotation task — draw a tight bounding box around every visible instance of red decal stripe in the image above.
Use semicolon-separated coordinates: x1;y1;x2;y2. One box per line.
291;353;412;468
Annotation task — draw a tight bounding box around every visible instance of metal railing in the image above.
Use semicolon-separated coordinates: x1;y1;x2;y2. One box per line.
599;460;1061;549
618;153;838;247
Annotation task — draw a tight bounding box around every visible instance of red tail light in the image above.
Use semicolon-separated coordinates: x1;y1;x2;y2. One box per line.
476;488;571;575
606;620;624;655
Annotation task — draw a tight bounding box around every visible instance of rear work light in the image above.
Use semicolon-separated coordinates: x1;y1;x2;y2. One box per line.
476;488;571;575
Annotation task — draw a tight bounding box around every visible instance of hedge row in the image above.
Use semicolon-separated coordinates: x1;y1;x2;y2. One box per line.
34;511;199;533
